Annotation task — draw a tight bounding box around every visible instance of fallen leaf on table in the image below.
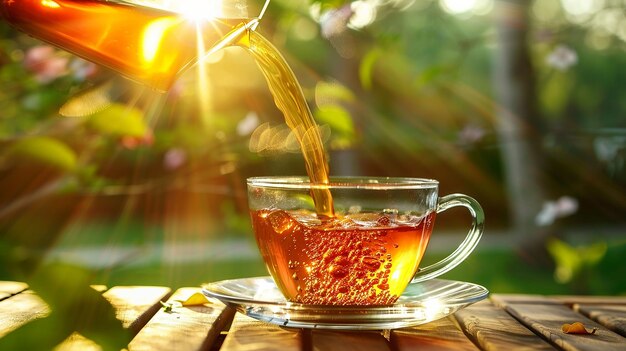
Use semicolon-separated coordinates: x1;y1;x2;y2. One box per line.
160;301;177;313
176;292;211;306
562;322;597;335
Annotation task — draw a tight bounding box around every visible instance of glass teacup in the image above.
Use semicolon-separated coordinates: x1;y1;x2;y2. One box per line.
247;176;484;306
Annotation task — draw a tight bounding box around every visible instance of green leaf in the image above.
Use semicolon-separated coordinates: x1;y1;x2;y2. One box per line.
86;104;147;137
547;239;608;284
160;301;175;313
0;263;131;351
581;241;607;266
359;49;381;90
547;238;580;284
309;0;350;10
415;64;454;87
314;105;355;136
315;81;355;106
540;73;574;118
6;136;77;171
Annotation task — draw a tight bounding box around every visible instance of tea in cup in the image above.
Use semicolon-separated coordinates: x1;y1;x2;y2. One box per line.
247;176;484;306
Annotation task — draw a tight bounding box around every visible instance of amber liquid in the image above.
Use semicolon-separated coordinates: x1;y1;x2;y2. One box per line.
241;33;334;218
0;0;249;91
251;209;436;305
2;0;437;307
1;0;335;217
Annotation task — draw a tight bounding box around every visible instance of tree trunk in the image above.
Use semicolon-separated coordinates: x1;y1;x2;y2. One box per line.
492;0;546;238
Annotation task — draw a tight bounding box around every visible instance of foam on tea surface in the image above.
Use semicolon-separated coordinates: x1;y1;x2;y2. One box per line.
251;209;436;305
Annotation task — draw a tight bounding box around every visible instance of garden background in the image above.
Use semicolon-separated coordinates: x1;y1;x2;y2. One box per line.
1;1;625;335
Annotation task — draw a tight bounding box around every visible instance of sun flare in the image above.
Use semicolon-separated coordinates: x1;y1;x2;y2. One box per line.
175;0;223;21
141;17;178;65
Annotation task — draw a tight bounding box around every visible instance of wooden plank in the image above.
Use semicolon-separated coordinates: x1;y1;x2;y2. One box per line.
128;288;235;351
311;330;391;351
0;290;50;338
103;286;171;333
490;294;561;305
575;304;626;337
53;286;171;351
500;302;626;351
391;316;478;351
0;283;104;341
90;285;108;293
552;296;626;305
53;333;102;351
492;294;626;306
454;300;553;350
220;313;301;351
0;281;29;300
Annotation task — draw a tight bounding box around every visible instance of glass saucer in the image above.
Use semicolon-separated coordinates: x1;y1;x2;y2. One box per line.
202;276;488;330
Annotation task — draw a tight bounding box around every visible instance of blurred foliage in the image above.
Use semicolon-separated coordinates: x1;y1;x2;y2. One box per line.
86;104;147;138
0;264;130;351
547;238;607;285
4;136;77;171
1;0;625;347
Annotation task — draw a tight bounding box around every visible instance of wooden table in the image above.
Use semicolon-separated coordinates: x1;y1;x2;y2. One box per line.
1;281;625;350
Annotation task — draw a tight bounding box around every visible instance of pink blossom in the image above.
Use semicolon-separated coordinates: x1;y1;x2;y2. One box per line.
320;4;353;39
163;148;187;170
535;196;579;226
546;45;578;71
70;58;98;81
458;124;487;145
554;196;578;217
23;45;69;83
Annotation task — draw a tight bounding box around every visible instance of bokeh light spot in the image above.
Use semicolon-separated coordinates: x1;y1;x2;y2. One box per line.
440;0;476;15
292;18;318;41
350;1;377;29
560;0;604;17
531;1;561;22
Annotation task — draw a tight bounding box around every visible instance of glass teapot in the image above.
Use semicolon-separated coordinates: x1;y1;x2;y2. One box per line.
0;0;270;91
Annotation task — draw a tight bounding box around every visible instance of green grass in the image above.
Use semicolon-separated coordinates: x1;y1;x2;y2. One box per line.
425;250;572;295
79;246;626;295
93;258;268;289
49;221;626;295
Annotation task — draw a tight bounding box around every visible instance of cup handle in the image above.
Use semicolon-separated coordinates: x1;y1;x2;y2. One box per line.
411;194;484;283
